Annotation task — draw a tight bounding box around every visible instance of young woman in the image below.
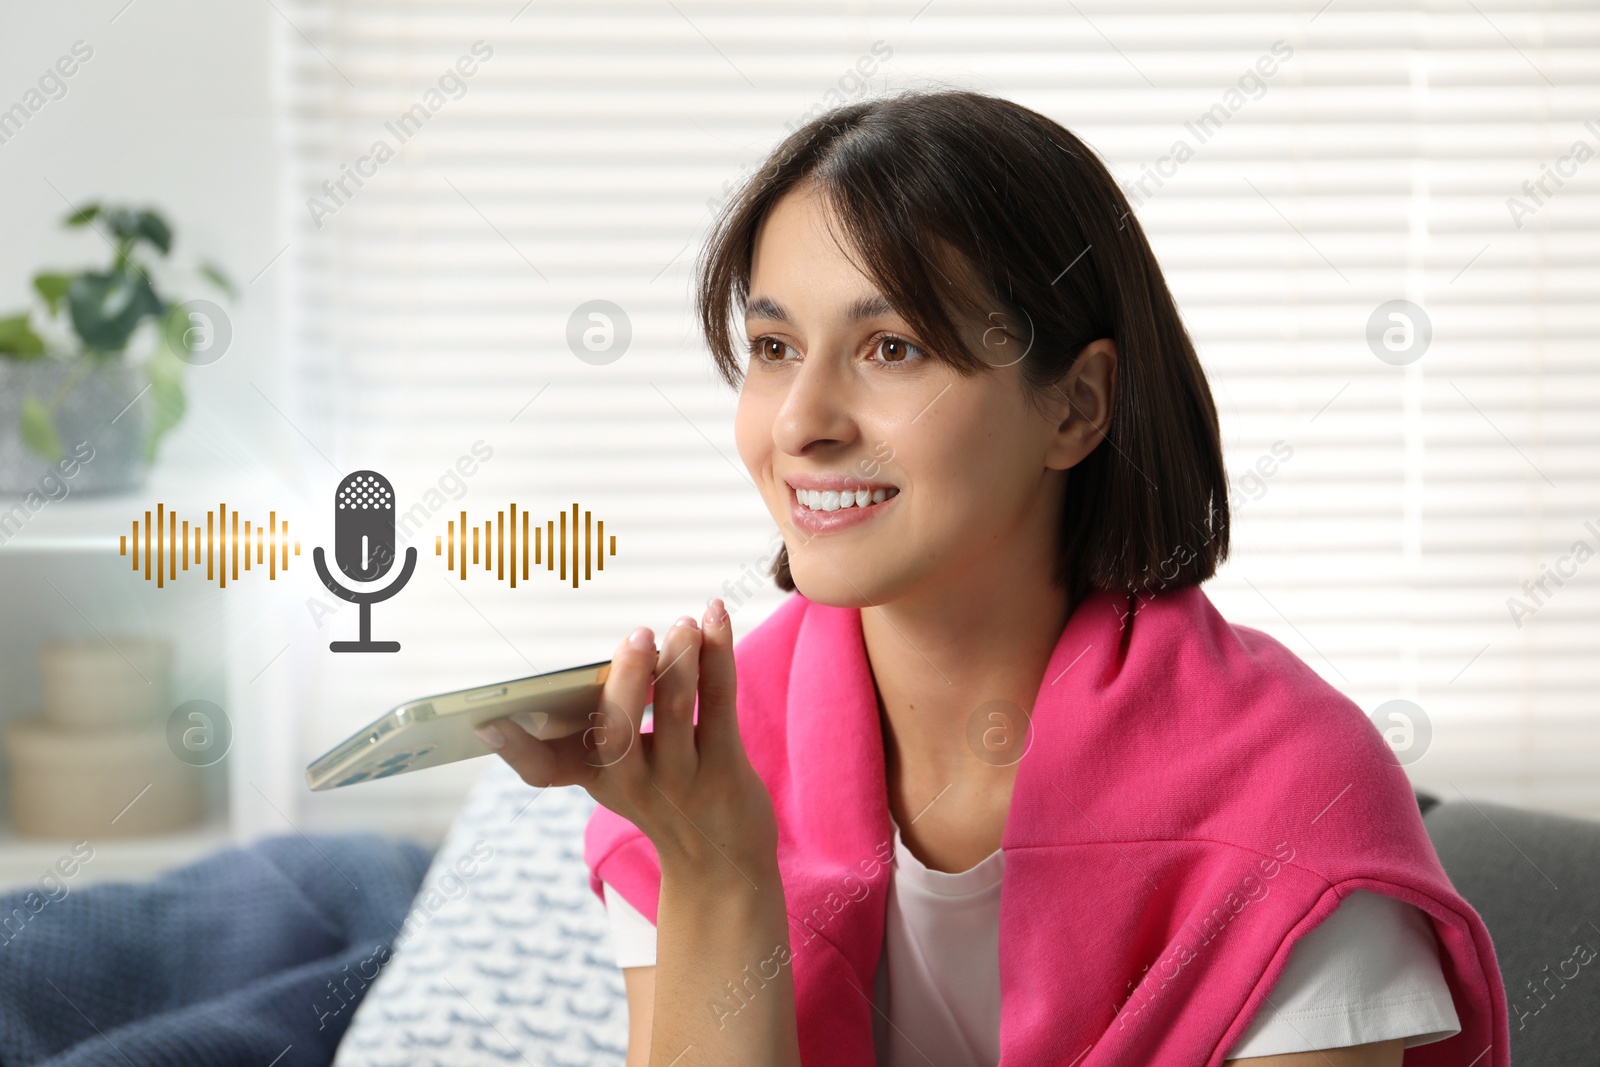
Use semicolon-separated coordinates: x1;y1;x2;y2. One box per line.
476;91;1507;1066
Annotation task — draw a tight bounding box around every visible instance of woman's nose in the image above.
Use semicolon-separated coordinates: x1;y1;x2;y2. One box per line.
771;352;857;457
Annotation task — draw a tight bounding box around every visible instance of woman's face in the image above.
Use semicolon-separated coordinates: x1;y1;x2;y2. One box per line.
734;183;1082;608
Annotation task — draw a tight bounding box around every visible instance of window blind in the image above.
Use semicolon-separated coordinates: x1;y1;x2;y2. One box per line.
274;0;1600;838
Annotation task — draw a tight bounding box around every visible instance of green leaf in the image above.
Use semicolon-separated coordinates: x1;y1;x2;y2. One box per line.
64;203;100;227
98;207;172;256
20;395;63;462
0;313;46;358
144;341;186;462
32;273;71;316
134;210;173;256
67;270;163;351
102;207;139;243
156;303;190;358
198;260;236;298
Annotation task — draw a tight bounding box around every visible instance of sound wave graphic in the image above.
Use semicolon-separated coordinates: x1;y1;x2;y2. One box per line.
119;504;301;588
435;503;616;588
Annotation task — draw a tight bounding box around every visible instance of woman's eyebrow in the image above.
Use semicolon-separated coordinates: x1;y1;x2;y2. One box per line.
745;294;895;324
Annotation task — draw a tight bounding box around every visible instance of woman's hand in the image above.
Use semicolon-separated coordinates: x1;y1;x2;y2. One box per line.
476;596;778;882
480;598;800;1066
473;601;800;1067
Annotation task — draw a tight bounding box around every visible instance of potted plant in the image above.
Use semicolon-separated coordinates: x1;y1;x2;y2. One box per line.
0;203;234;494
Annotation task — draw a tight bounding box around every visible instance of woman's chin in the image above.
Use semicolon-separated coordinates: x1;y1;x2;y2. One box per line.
787;556;911;610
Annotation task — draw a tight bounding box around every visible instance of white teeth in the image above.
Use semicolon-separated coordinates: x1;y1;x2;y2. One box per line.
793;486;898;512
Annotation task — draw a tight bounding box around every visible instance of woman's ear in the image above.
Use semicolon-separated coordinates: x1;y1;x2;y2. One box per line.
1044;337;1117;471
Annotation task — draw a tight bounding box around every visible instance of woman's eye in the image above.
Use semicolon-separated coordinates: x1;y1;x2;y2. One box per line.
748;337;794;362
871;335;924;364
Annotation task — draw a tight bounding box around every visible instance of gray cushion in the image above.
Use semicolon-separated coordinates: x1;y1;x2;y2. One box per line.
1423;795;1600;1065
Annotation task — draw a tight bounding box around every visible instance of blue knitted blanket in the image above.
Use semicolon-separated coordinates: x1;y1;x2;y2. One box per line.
0;832;431;1067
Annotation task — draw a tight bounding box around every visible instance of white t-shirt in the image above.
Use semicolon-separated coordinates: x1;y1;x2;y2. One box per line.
601;820;1461;1061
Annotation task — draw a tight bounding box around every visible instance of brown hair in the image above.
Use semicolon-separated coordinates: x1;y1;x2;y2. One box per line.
694;89;1228;608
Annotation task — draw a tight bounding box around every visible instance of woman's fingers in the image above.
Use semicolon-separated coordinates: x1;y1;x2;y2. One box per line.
475;604;741;810
477;717;593;789
585;626;655;776
695;597;743;760
650;616;702;777
480;626;654;793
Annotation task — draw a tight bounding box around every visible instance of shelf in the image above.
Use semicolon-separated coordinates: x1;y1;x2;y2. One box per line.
0;457;351;899
0;463;245;554
0;814;234;895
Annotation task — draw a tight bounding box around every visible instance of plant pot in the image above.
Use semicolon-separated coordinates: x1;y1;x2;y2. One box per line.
0;358;150;495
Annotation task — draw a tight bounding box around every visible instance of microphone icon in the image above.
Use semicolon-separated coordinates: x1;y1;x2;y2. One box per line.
313;470;417;653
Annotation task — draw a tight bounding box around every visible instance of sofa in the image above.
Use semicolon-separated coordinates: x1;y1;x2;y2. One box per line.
1416;789;1600;1063
330;762;1598;1064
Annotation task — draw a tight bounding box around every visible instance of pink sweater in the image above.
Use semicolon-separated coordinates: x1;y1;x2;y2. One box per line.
585;586;1509;1065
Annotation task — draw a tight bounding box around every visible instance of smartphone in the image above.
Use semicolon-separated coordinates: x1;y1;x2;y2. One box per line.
305;659;612;791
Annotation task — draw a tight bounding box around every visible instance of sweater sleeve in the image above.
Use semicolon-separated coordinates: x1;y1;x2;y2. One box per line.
1224;889;1462;1059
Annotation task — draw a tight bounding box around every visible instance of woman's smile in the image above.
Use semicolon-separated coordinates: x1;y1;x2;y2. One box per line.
785;474;901;535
